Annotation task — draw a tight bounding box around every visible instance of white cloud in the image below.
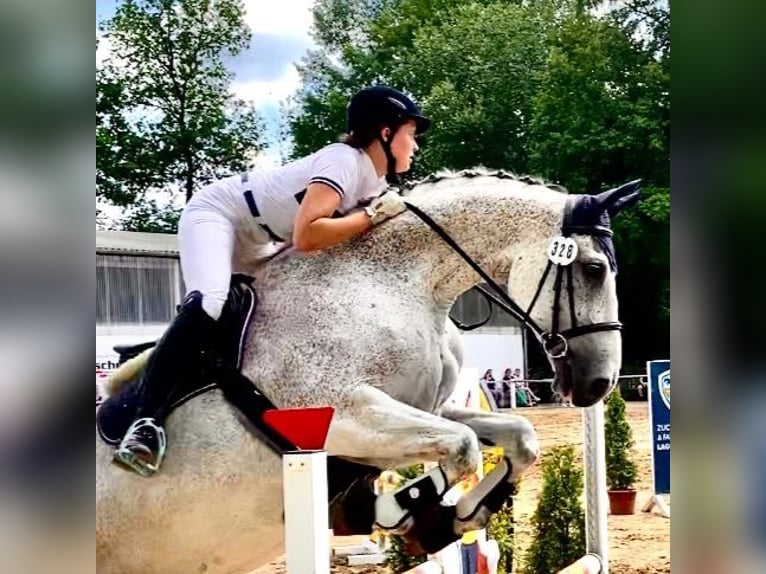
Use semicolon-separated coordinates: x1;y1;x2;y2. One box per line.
248;145;285;170
97;1;315;175
96;30;112;68
243;0;316;38
232;1;317;109
231;64;301;108
98;3;314;110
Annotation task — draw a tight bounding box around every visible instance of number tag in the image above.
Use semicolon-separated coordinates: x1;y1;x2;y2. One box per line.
547;236;578;266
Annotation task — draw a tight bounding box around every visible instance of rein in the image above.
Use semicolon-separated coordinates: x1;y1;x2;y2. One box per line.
403;199;622;361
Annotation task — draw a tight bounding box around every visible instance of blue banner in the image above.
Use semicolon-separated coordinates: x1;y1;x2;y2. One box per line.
647;360;670;494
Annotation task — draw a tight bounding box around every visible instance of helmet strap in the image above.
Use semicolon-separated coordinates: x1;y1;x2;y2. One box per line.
377;130;400;185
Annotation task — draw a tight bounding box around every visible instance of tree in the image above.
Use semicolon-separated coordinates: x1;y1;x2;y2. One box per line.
288;1;554;175
604;389;638;490
97;0;264;231
528;8;668;193
524;445;586;574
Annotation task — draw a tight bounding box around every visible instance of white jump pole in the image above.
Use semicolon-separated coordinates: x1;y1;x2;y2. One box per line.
582;402;609;574
557;553;602;574
264;407;335;574
283;450;330;574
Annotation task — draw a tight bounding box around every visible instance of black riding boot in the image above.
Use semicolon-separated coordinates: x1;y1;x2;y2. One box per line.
114;291;218;477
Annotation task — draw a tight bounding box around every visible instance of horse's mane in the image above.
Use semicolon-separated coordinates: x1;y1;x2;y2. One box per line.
401;167;569;195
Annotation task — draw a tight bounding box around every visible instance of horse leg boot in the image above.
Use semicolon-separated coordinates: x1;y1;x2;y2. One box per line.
453;456;514;533
435;405;540;533
371;458;514;554
374;465;456;553
114;291;218;477
324;386;484;554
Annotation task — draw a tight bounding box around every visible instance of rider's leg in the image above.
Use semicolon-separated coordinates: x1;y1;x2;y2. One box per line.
114;206;236;477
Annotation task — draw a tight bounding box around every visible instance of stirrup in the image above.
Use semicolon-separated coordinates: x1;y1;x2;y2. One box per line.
113;417;167;478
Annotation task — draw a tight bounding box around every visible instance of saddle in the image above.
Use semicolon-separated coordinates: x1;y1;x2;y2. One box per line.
97;274;264;446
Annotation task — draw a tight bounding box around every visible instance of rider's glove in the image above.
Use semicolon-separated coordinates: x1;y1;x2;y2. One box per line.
364;191;407;226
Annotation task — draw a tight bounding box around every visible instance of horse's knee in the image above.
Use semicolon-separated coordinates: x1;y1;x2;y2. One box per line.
449;427;481;482
511;419;539;471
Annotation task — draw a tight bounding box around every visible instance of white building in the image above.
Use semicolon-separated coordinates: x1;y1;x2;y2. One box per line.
96;230;182;371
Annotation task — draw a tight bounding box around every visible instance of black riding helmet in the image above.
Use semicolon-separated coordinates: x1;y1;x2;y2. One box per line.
346;86;431;182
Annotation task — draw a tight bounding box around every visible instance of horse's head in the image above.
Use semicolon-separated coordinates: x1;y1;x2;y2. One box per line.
507;180;641;407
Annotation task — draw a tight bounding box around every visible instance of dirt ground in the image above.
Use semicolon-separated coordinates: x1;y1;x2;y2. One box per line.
252;402;670;573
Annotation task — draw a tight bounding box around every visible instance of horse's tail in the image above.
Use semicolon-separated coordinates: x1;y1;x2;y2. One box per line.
103;348;153;397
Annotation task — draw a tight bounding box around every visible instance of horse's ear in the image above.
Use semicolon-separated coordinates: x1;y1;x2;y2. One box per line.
595;179;641;216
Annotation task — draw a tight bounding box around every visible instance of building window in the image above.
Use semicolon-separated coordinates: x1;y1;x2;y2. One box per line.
97;254;181;325
451;285;522;328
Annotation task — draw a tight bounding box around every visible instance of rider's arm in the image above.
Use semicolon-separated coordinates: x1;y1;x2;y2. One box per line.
292;183;373;253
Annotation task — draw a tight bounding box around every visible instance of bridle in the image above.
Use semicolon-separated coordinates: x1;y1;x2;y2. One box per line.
403;196;622;362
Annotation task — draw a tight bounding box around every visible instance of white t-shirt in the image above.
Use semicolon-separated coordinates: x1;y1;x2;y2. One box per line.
192;143;388;241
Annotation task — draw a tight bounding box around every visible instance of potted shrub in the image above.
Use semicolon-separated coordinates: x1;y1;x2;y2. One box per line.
604;388;638;514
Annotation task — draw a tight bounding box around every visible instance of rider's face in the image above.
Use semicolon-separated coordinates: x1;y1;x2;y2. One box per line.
385;120;419;173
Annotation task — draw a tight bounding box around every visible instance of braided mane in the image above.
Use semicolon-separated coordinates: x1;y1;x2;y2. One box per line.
402;167;569;194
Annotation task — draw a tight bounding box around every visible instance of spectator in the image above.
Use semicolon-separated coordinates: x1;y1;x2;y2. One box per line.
517;379;540;406
636;377;647;400
498;368;514;408
481;369;502;406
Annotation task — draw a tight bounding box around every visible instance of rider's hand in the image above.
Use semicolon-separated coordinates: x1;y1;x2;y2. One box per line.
365;191;407;225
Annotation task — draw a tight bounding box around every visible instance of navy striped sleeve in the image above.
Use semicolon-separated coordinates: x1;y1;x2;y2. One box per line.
309;144;359;200
308;176;345;197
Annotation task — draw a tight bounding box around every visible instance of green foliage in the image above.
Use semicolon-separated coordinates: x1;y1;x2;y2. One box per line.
604;389;638;490
385;534;428;573
119;197;182;233
384;463;427;573
528;10;669;193
612;186;670;371
523;445;586;574
487;499;515;573
97;0;264;231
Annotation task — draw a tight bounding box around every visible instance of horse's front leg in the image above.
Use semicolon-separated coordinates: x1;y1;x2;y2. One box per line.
437;404;540;480
437;404;539;532
326;385;481;553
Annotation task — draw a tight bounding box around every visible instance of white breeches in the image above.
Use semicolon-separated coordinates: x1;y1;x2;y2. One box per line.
178;199;269;320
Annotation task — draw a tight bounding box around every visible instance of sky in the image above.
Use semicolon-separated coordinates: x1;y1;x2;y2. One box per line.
96;0;318;169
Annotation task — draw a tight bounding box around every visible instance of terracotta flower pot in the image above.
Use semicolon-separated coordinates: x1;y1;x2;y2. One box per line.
608;489;637;515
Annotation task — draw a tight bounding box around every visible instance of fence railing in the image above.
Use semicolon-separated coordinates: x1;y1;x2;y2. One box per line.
484;374;648;408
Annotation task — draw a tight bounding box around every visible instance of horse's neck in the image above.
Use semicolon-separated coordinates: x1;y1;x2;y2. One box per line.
372;178;566;305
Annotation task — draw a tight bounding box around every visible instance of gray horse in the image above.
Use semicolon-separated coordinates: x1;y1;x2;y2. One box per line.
96;169;639;573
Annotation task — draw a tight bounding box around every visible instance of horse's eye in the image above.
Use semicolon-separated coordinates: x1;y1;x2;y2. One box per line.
585;263;606;280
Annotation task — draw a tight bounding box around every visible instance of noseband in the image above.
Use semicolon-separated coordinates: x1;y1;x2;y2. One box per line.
404;197;622;361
